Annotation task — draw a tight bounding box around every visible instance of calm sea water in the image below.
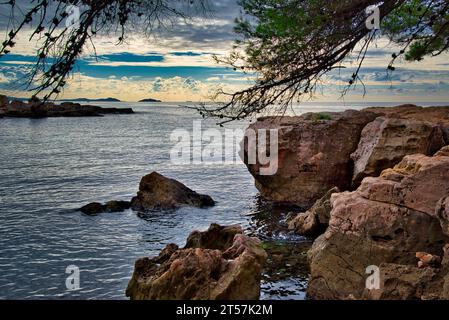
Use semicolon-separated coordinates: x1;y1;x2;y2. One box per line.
0;101;443;300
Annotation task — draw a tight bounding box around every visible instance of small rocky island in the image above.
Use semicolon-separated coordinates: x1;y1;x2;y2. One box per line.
0;95;133;118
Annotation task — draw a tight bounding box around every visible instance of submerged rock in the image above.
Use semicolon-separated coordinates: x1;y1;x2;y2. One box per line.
79;201;131;215
288;187;339;238
130;172;215;211
126;224;267;300
1;98;134;118
308;147;449;300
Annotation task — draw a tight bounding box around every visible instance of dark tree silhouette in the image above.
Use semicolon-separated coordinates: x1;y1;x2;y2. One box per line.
0;0;209;100
1;0;448;122
194;0;449;124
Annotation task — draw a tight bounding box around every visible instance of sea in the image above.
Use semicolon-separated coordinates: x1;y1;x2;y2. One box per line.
0;101;444;300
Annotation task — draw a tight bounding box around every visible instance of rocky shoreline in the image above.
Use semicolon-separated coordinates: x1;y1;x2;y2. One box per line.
76;103;449;300
244;104;449;300
0;95;133;118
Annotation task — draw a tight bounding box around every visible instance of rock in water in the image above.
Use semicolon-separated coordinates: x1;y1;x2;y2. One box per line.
308;147;449;300
243;110;377;207
126;224;267;300
130;172;215;211
288;187;339;238
79;201;131;215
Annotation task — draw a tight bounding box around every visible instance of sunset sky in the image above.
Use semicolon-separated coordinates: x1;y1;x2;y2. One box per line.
1;0;449;103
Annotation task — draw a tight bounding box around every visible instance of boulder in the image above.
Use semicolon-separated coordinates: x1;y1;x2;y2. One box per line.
130;172;215;211
185;224;243;250
243;110;377;207
2;98;134;117
308;148;449;300
351;116;446;186
79;200;131;215
362;263;443;300
288;187;339;238
126;224;267;300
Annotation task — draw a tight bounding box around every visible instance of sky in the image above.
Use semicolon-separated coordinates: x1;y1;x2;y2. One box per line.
0;0;448;103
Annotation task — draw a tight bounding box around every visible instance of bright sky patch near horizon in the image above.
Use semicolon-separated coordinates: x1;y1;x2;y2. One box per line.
0;0;448;103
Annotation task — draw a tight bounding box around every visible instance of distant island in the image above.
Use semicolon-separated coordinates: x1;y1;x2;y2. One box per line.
61;97;122;103
139;98;162;103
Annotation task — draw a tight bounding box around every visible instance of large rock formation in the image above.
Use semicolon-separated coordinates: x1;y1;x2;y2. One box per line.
308;148;449;300
131;172;215;211
244;105;449;207
126;224;267;300
0;97;133;118
244;110;377;207
288;187;339;238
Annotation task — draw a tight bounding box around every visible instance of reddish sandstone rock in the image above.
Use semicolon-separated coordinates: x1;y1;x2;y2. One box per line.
351;116;446;186
131;172;215;211
126;224;267;300
185;224;243;250
308;148;449;300
244;110;377;207
416;252;441;269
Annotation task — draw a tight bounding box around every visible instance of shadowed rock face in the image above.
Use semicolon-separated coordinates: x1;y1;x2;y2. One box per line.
308;148;449;300
130;172;215;211
244;110;377;208
126;224;267;300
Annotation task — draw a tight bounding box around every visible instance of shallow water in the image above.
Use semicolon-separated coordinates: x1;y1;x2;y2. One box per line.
0;101;442;300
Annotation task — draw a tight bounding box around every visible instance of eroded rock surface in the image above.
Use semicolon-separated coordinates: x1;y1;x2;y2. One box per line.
308;148;449;300
126;224;267;300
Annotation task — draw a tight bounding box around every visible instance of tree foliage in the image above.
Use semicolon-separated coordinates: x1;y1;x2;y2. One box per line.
196;0;449;124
